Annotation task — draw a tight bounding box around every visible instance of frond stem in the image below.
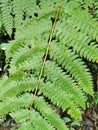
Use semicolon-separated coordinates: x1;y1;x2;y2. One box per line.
32;1;62;104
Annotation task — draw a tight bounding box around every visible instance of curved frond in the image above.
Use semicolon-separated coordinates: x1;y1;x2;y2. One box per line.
0;93;33;115
50;43;94;96
34;96;69;130
0;0;13;36
10;109;55;130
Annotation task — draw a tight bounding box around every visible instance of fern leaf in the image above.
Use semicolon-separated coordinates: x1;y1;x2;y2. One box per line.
0;93;33;115
94;1;98;18
0;78;37;100
9;42;45;67
55;18;98;62
0;0;13;36
62;1;98;41
10;109;55;130
40;82;82;120
0;0;97;129
44;61;86;109
50;43;94;96
12;0;25;29
5;39;26;60
34;96;69;130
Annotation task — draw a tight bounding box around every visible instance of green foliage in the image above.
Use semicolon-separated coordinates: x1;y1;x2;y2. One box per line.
93;92;98;105
0;0;98;129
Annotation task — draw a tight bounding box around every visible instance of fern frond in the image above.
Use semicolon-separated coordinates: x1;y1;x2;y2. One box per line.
76;0;94;10
12;0;25;29
23;0;39;18
50;43;94;96
8;56;41;78
62;1;98;41
40;82;82;119
5;39;27;61
15;18;52;40
0;78;37;100
9;42;45;67
55;21;98;62
10;109;55;130
94;1;98;18
34;96;69;130
0;0;13;36
0;0;97;129
0;93;33;115
0;76;8;90
44;61;86;109
18;122;35;130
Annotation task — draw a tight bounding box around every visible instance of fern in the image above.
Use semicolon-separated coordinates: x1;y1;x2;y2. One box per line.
11;108;55;130
94;1;98;18
0;0;98;129
0;0;13;36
